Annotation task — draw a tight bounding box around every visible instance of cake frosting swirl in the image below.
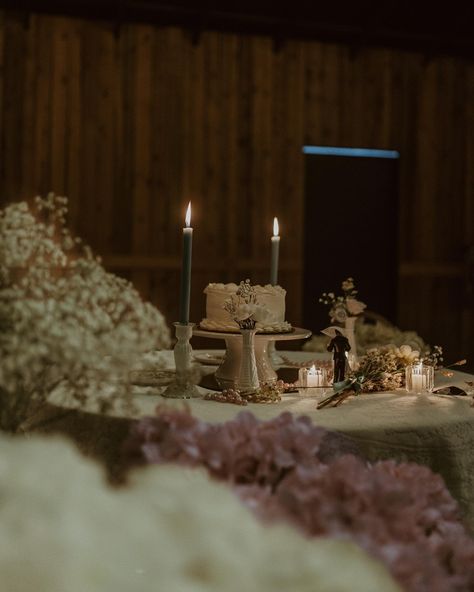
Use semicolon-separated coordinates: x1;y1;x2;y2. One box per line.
200;282;292;333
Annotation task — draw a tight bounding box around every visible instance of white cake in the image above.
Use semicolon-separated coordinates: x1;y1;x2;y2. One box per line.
200;282;292;333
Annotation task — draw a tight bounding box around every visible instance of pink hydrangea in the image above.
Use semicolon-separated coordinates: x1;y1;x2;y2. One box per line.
125;410;358;487
124;409;474;592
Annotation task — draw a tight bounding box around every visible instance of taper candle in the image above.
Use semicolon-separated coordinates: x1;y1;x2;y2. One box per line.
270;217;280;286
178;202;193;324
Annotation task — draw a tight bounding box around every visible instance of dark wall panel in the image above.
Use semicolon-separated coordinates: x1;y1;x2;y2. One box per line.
0;11;473;367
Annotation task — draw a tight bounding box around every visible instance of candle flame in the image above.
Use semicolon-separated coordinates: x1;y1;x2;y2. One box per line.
273;217;279;237
309;364;316;374
414;360;423;372
185;202;191;227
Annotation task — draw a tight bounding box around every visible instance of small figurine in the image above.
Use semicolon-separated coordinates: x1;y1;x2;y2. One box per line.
327;328;351;383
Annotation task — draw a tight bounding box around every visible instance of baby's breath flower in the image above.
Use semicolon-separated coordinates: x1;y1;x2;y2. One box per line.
0;195;171;432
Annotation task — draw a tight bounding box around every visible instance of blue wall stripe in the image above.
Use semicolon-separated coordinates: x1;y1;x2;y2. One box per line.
302;146;400;159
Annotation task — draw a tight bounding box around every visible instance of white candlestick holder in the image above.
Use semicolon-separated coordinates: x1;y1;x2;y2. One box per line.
162;322;201;399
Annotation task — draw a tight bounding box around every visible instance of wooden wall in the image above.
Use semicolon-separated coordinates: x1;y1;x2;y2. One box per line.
0;11;473;367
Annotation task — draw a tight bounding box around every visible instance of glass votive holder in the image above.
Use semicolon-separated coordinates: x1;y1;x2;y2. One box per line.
405;363;434;394
298;365;328;389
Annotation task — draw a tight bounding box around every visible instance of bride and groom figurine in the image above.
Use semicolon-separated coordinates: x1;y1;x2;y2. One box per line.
326;328;351;383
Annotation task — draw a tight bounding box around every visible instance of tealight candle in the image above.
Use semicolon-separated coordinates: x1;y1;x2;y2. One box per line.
178;202;193;325
406;361;434;394
412;364;424;392
270;217;280;286
298;365;327;388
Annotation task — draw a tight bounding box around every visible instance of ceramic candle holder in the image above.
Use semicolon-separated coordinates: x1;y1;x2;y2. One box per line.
162;322;201;399
405;363;434;394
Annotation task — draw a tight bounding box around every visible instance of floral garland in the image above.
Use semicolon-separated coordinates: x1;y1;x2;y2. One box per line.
124;408;474;592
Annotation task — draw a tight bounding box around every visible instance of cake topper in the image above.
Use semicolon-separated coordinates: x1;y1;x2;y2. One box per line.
223;280;274;330
327;328;351;383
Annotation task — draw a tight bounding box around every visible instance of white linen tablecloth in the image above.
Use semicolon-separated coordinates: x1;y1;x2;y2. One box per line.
48;349;474;530
127;350;474;531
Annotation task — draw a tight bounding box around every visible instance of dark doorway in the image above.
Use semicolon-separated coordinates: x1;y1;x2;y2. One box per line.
303;146;400;333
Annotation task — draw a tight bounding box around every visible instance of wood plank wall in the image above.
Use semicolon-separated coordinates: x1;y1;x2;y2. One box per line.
0;11;473;367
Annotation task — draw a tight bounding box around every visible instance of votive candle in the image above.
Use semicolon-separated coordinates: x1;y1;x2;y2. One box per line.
411;364;424;392
406;361;434;394
299;365;327;388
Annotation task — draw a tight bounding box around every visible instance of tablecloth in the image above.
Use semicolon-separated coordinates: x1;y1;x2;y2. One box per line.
129;350;474;531
47;349;474;530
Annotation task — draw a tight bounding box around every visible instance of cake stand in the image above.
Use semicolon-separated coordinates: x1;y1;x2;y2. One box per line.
193;327;312;389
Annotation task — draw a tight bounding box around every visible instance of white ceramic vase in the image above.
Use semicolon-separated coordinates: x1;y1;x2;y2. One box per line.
237;328;260;392
344;316;359;370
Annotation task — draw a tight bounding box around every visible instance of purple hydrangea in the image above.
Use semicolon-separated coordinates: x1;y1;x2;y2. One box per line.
123;409;474;592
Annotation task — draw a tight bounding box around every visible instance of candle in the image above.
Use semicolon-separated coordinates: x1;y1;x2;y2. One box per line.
178;202;193;325
307;365;321;387
270;217;280;286
406;361;434;393
411;362;425;392
299;365;327;388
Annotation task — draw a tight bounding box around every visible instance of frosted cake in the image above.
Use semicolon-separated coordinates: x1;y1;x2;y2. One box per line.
200;282;292;333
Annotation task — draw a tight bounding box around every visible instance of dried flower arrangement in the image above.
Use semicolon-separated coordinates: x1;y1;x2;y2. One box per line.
203;380;297;405
124;408;474;592
0;194;170;433
317;344;467;409
319;277;367;324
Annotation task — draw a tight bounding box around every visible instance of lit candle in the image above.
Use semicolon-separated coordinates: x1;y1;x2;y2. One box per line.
298;365;326;387
307;365;320;387
178;202;193;325
270;217;280;286
411;362;424;392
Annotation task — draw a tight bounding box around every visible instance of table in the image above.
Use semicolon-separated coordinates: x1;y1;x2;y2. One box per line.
128;350;474;531
45;349;474;530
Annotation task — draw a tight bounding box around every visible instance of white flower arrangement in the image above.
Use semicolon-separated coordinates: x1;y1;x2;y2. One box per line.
319;277;367;324
0;433;400;592
0;194;171;432
223;279;275;330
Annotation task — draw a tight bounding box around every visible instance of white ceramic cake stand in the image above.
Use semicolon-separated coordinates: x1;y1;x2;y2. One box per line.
193;327;312;389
